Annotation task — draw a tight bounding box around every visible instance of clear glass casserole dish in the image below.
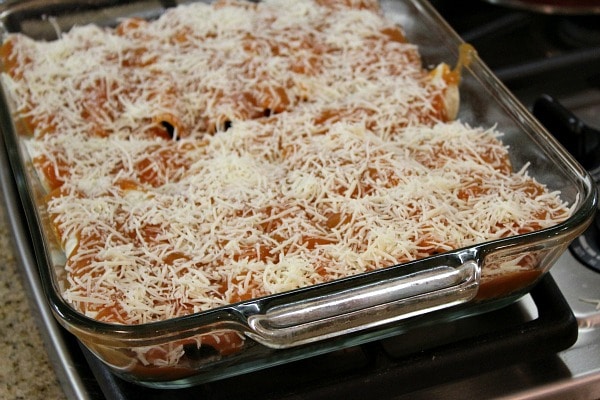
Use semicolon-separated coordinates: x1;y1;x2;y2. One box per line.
0;0;596;388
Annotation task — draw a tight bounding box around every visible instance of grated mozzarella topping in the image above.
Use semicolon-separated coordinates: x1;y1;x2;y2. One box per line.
1;0;571;328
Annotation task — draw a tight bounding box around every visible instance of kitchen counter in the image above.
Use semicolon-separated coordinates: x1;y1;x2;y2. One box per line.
0;203;66;400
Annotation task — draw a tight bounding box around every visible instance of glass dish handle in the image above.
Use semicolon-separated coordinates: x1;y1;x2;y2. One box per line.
247;260;480;348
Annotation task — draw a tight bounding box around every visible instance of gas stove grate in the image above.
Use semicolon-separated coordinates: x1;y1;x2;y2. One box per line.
80;275;577;400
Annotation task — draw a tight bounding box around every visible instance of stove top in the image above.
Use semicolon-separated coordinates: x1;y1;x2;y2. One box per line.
1;1;600;399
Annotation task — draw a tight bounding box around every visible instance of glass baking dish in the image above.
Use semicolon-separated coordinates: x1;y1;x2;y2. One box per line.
0;0;595;388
